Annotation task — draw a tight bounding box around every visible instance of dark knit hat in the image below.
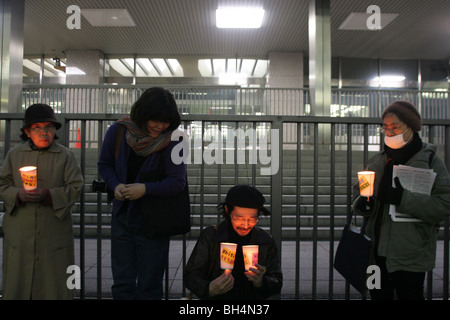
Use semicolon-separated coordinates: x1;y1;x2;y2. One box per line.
225;185;270;216
381;100;422;132
22;104;61;130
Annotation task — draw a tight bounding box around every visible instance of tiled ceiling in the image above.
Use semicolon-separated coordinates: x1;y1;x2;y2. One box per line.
24;0;450;60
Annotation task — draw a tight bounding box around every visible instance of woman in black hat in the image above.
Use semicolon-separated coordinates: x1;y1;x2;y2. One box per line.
0;103;84;299
184;185;283;300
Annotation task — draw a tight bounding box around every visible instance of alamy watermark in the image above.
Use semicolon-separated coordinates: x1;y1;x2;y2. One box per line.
66;265;81;290
366;5;381;30
170;128;279;176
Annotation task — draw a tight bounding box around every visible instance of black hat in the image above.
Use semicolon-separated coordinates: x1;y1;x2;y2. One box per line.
22;104;61;130
382;100;422;132
225;185;270;216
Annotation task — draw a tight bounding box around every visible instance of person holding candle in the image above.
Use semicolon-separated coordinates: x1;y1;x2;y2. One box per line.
0;103;84;299
352;100;450;300
98;87;187;300
184;185;283;300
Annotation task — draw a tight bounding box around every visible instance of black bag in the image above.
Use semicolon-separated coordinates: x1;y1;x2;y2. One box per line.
138;159;191;239
334;209;372;294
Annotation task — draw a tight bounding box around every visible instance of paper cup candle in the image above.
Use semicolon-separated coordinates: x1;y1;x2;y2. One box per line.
242;245;259;271
358;171;375;199
220;242;237;270
19;166;37;191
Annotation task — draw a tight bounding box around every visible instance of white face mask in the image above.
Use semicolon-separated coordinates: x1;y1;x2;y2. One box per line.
384;128;411;149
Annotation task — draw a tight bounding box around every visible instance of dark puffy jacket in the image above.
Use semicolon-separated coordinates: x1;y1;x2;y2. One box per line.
184;220;283;299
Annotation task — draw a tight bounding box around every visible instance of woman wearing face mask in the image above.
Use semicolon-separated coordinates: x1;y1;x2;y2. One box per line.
352;100;450;300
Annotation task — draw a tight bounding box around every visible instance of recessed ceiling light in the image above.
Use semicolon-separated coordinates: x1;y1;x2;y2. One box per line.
81;9;136;27
338;12;398;30
216;7;265;29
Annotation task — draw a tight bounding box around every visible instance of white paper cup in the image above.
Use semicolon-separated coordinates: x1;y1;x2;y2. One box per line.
19;166;37;191
358;171;375;197
220;242;237;270
242;245;259;271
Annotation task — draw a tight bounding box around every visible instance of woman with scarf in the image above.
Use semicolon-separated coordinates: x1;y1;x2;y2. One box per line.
352;100;450;300
98;87;186;299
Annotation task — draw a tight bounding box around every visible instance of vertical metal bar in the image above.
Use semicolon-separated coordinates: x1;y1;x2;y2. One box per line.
270;117;283;266
182;121;189;298
328;123;336;299
295;122;302;300
79;120;87;299
234;121;238;183
200;121;205;230
182;233;187;297
96;121;103;299
363;124;369;168
345;123;352;299
444;125;450;300
217;122;222;225
312;122;318;300
252;121;257;187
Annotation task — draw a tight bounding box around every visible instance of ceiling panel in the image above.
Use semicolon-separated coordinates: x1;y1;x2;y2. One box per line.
23;0;450;60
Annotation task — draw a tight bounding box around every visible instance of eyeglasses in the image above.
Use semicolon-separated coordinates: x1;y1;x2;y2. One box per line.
230;213;259;225
29;125;55;133
379;125;407;135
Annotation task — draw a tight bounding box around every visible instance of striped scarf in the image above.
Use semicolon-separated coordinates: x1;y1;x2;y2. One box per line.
116;116;173;157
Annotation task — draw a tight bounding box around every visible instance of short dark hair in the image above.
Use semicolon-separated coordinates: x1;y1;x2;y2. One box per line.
130;87;181;132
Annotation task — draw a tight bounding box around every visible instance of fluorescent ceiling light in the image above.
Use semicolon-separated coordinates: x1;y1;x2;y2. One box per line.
373;75;405;82
339;12;398;30
197;59;268;78
216;7;265;28
219;73;248;86
81;9;136;27
371;75;405;87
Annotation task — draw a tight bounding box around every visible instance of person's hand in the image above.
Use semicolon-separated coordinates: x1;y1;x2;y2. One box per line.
18;188;47;202
245;264;266;288
355;196;375;212
209;269;234;297
121;183;146;200
386;177;404;205
114;183;127;201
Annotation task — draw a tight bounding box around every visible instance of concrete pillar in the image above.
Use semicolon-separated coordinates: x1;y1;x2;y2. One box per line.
309;0;331;144
0;0;25;113
267;52;304;147
65;50;105;148
65;49;105;85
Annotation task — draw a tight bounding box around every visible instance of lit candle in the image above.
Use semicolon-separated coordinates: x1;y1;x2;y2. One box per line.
242;245;259;271
19;166;37;191
220;242;237;270
358;171;375;200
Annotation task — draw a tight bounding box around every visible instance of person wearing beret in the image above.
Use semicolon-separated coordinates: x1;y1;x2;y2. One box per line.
352;100;450;300
0;104;84;299
184;185;283;300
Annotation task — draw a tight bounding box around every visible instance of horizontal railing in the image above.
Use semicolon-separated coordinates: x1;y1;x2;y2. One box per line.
21;84;448;118
0;112;449;300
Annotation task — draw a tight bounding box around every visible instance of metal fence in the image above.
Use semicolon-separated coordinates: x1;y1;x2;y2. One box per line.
0;112;449;300
19;84;450;151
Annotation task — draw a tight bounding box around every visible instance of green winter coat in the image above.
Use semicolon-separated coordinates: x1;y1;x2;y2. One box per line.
353;142;450;273
0;141;84;299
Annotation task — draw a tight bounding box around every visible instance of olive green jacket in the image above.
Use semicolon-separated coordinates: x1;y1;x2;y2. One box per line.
352;142;450;273
0;142;84;299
